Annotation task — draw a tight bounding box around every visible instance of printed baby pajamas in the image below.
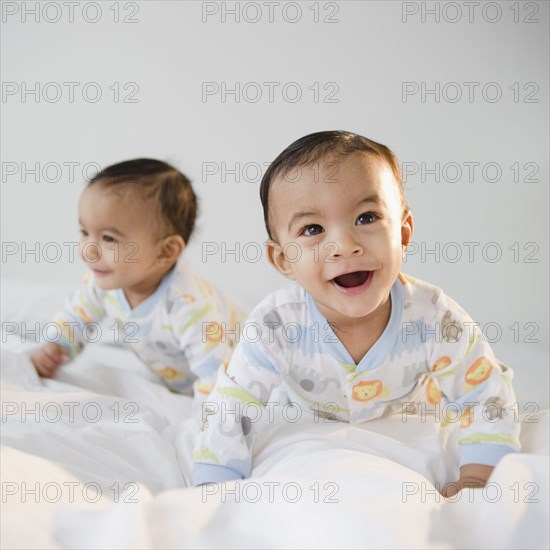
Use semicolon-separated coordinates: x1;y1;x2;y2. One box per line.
192;273;520;484
52;259;243;396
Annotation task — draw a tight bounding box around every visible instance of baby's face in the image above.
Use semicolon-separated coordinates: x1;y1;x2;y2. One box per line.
267;152;413;326
78;183;164;293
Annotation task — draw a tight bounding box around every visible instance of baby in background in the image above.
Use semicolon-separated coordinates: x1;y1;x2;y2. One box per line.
192;131;520;495
31;158;243;398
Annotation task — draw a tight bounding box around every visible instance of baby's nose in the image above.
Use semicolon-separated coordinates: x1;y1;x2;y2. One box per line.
82;241;101;262
332;231;363;258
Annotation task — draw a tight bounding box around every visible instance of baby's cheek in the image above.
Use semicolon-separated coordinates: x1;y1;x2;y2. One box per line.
102;247;117;262
371;238;403;270
291;249;319;275
298;245;317;264
297;241;329;265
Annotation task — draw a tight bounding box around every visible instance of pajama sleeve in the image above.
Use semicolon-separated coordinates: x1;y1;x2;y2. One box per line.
191;308;283;485
51;272;106;359
171;298;243;398
427;296;521;467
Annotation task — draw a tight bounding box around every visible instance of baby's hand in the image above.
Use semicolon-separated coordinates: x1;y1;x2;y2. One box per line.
30;343;70;378
441;463;494;498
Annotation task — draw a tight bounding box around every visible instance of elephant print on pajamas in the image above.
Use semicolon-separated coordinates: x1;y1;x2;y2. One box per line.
217;415;254;445
401;360;429;385
246;379;277;403
290;364;340;395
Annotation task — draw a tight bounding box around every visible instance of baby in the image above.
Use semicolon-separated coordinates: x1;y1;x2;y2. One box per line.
192;131;520;495
31;158;243;398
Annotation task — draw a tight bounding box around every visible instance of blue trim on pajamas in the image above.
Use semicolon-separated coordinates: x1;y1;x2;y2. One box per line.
193;463;244;486
459;443;515;467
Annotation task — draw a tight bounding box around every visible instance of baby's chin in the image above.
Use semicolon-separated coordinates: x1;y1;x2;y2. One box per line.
91;277;117;291
313;290;391;324
333;305;380;322
313;296;378;322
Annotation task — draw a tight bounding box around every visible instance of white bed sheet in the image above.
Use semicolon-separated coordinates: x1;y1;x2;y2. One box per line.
1;345;548;550
1;278;549;549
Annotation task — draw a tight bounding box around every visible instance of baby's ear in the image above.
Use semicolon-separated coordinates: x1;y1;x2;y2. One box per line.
266;240;295;280
159;235;185;264
401;210;414;250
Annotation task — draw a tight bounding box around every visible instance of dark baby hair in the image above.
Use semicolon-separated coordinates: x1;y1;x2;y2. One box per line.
259;130;407;240
88;158;197;243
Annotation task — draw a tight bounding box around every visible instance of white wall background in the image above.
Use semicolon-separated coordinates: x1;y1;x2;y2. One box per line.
2;0;549;365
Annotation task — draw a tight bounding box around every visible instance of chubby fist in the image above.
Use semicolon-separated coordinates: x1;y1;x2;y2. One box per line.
441;464;494;498
30;342;70;378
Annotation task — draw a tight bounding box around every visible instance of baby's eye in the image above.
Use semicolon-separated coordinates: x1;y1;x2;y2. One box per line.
356;212;378;225
102;235;116;243
301;224;324;236
79;229;88;237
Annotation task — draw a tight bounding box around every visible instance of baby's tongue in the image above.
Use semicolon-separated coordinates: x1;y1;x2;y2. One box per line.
334;271;368;288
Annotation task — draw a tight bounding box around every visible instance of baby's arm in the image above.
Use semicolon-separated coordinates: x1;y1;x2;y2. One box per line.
192;322;282;486
30;273;106;377
429;297;521;495
30;342;70;377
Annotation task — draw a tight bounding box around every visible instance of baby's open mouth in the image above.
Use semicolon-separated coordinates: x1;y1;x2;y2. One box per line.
332;271;370;288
